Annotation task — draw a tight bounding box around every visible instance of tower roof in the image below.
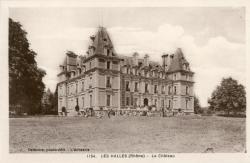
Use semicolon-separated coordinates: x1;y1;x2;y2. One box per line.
168;48;190;72
90;26;116;55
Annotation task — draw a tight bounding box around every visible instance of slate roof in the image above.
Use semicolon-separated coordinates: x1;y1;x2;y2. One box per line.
91;26;116;55
167;48;190;72
59;27;192;75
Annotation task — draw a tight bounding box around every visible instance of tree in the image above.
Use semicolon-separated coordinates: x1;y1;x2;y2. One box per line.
52;86;58;114
194;95;202;114
208;77;246;116
9;18;46;115
41;88;57;114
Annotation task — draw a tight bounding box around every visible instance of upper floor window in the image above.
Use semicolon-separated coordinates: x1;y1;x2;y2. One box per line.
161;85;165;94
168;86;171;94
154;85;157;93
89;76;92;88
186;86;189;95
126;81;130;91
107;61;110;69
135;82;138;92
135;69;138;75
89;62;92;69
155;72;158;78
174;74;177;80
154;99;157;106
145;83;149;93
174;86;177;95
106;76;111;88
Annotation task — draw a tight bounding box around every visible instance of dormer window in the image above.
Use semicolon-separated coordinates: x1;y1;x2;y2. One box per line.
107;49;110;56
127;67;129;74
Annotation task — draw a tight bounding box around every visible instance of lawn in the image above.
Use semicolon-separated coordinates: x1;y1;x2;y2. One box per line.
9;115;246;153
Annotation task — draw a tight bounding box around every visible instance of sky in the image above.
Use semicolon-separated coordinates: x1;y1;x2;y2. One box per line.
9;7;246;106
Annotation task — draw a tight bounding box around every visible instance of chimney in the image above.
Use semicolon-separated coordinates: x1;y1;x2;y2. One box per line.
169;54;174;66
144;54;149;67
133;52;139;66
162;53;168;71
66;51;77;71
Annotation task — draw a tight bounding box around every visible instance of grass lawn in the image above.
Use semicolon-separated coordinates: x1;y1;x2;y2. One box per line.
9;115;246;153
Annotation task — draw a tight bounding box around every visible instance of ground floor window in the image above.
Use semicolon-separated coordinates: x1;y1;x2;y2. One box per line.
161;99;164;107
126;97;130;106
134;98;138;107
90;95;92;107
107;95;111;106
82;97;84;108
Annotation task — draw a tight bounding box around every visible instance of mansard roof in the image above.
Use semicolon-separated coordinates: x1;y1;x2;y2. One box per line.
168;48;190;73
120;48;192;73
90;26;116;55
58;27;193;76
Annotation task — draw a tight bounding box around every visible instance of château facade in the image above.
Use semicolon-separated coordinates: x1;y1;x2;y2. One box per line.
57;27;194;116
